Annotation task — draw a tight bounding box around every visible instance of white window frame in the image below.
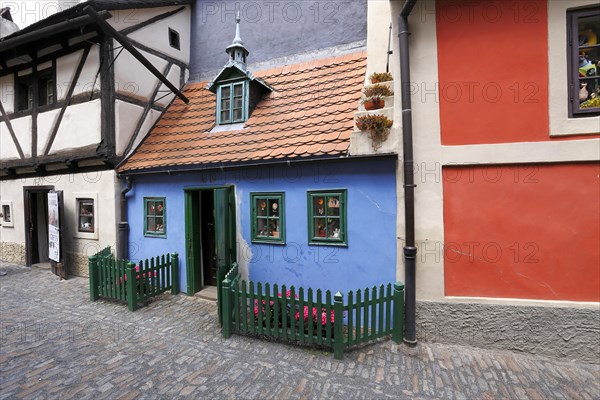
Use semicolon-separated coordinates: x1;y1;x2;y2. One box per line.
73;193;98;240
0;201;14;228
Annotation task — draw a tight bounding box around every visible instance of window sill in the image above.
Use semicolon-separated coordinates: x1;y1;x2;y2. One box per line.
251;239;286;245
144;233;167;239
308;240;348;247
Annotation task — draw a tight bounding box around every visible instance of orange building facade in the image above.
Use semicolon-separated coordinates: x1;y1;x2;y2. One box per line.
386;0;599;361
435;0;599;302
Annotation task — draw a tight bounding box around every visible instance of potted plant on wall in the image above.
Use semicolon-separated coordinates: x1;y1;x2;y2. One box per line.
356;114;393;150
369;72;393;84
361;84;394;110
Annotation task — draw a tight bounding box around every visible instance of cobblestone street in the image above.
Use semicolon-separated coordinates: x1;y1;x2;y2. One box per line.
1;262;599;399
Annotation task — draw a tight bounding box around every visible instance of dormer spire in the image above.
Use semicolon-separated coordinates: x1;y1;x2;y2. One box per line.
226;11;249;67
233;11;243;45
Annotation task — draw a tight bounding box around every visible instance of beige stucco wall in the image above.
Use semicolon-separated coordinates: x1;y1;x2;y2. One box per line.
366;0;394;81
0;170;121;276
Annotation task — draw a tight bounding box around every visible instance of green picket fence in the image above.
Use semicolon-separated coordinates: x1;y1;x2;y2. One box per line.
221;265;404;360
89;248;179;311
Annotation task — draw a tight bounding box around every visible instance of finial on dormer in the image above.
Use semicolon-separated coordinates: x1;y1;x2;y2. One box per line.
226;10;249;66
233;11;242;45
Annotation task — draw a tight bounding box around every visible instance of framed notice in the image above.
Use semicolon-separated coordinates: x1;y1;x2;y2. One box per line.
48;192;60;262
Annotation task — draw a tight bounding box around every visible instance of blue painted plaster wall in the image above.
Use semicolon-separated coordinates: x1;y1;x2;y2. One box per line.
189;0;368;78
126;157;396;295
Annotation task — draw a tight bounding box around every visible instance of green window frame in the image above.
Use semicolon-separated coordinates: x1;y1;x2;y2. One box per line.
217;81;246;124
307;190;347;246
251;192;285;244
144;197;166;237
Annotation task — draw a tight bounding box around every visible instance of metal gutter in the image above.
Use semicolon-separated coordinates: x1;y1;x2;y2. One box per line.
399;0;418;345
118;177;132;260
116;153;398;177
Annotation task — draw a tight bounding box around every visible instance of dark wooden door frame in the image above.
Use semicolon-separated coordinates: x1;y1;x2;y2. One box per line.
184;186;236;295
23;185;54;266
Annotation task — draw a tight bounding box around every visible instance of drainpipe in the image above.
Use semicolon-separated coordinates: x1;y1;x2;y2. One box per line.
399;0;418;345
118;177;132;260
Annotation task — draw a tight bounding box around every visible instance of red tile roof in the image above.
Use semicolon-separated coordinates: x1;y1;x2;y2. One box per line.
118;52;366;172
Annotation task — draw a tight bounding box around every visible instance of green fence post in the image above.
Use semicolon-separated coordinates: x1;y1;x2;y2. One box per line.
393;282;405;344
89;255;99;302
171;252;179;295
333;291;344;360
126;261;138;312
222;277;232;339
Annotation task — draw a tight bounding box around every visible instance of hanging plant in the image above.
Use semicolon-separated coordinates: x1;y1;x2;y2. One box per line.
356;114;393;150
361;84;394;110
369;72;393;84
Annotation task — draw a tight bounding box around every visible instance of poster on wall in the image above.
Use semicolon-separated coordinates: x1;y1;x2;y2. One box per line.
48;192;60;262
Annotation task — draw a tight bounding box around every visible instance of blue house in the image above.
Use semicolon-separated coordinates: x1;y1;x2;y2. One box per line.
117;16;397;297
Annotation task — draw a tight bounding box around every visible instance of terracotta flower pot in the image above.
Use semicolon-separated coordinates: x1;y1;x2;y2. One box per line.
363;99;385;110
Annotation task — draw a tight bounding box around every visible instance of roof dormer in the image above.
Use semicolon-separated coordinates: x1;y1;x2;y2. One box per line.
208;12;272;126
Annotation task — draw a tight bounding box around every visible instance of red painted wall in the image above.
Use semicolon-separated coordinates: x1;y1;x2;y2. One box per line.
436;0;549;145
443;163;600;302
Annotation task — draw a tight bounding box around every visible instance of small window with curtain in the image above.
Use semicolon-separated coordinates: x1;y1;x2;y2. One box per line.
144;197;166;237
251;192;285;244
307;190;347;246
568;6;600;116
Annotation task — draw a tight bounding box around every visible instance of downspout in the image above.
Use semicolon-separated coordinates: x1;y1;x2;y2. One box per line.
399;0;418;345
118;177;132;260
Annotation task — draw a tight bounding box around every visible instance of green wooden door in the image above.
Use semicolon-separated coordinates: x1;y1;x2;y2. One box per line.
184;191;202;294
215;186;236;325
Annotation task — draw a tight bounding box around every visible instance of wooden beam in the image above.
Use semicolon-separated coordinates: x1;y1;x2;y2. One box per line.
44;46;91;155
6;91;100;120
84;6;189;104
0;39;97;77
124;62;173;156
0;11;111;53
115;93;165;112
120;6;185;35
0;101;25;159
100;37;116;157
31;64;38;158
34;164;46;175
127;37;188;70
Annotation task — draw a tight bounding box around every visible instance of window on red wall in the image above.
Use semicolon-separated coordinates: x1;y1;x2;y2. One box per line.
568;6;600;117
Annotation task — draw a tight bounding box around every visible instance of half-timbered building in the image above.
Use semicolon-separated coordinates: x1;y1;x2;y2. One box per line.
0;0;192;277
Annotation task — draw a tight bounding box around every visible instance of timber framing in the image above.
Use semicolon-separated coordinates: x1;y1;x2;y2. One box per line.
43;46;92;156
100;37;116;157
84;6;189;104
115;94;166;112
0;101;25;159
1;2;191;180
120;6;186;36
5;92;101;120
124;62;173;156
1;146;120;181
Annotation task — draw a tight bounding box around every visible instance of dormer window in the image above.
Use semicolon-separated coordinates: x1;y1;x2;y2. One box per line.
218;81;246;124
208;12;272;127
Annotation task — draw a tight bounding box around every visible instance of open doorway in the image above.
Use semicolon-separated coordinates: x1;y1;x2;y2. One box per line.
185;186;236;300
23;186;54;267
200;190;217;286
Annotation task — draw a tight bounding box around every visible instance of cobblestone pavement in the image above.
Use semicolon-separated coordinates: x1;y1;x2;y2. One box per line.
1;262;599;400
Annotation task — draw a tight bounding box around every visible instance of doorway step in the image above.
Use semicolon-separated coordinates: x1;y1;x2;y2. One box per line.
196;286;218;301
